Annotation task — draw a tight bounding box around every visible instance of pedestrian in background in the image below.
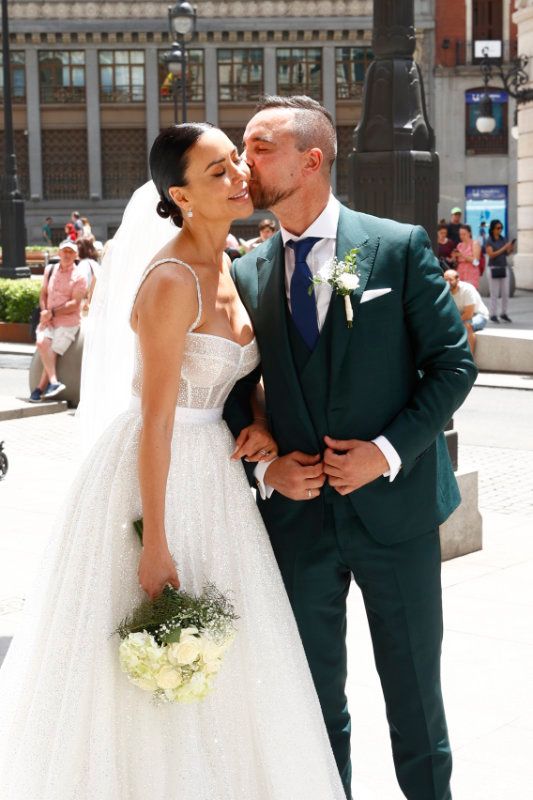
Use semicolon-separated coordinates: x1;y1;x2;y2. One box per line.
485;219;514;323
243;218;277;251
29;240;87;403
77;237;100;310
455;224;481;289
42;217;53;246
444;269;489;355
71;211;84;239
64;222;77;242
437;223;456;272
81;216;92;237
447;206;462;245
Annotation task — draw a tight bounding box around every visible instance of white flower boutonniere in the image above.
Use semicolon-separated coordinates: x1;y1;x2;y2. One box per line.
309;248;360;328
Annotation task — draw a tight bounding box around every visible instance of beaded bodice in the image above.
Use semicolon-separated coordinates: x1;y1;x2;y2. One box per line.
131;258;260;409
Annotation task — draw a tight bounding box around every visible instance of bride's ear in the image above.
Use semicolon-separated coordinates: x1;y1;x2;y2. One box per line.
168;186;190;216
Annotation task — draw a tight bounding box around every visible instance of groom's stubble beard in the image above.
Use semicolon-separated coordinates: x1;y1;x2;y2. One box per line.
248;177;298;213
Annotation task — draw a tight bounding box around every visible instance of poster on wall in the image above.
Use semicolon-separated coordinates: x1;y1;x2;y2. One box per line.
465;185;508;240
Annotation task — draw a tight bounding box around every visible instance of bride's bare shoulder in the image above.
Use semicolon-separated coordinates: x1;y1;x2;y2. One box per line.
131;257;199;332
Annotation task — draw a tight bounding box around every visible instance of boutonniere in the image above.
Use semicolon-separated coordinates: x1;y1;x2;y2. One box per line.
309;248;360;327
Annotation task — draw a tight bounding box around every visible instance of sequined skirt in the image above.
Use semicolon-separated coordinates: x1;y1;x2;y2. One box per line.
0;408;345;800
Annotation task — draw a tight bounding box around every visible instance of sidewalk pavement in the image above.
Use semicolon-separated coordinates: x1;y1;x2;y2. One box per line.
0;410;531;799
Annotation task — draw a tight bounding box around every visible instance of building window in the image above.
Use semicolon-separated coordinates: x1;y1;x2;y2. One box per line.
0;51;26;104
465;88;508;155
336;47;373;100
99;50;145;103
42;129;89;199
158;49;204;103
101;128;147;199
39;51;86;104
217;49;263;102
277;48;322;100
473;0;503;42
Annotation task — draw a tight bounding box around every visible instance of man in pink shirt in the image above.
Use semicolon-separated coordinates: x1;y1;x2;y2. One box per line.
29;240;87;402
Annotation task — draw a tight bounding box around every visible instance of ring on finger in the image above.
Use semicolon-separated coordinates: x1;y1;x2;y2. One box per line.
260;449;270;456
307;488;312;499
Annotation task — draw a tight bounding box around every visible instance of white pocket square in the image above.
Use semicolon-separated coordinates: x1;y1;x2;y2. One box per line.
360;288;392;304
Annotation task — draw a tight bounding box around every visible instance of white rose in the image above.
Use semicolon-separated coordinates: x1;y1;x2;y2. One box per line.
170;636;202;666
155;665;182;690
337;273;360;292
189;671;209;697
130;674;158;692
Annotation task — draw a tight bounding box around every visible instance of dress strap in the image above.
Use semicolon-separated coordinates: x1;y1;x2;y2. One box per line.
130;257;202;331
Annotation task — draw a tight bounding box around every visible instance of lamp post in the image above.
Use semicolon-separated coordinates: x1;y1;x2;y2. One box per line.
165;1;197;124
0;0;29;279
348;0;439;247
475;48;533;134
349;0;457;468
164;41;185;125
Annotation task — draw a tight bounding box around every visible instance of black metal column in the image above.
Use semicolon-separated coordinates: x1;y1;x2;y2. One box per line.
0;0;29;279
348;0;439;246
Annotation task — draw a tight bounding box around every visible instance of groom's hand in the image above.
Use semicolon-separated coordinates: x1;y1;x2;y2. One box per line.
264;452;325;501
323;435;389;495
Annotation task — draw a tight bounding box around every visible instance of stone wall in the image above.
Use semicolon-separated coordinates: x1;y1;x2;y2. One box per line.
513;0;533;289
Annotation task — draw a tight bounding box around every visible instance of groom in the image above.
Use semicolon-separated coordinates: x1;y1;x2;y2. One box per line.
224;96;477;800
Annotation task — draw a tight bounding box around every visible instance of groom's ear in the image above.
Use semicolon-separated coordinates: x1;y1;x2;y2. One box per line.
302;147;324;176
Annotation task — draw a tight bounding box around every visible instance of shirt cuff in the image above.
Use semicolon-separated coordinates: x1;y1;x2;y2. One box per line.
253;458;278;500
372;436;402;482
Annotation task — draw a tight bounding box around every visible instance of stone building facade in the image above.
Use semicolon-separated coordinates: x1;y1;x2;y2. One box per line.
513;0;533;289
434;0;519;238
0;1;435;243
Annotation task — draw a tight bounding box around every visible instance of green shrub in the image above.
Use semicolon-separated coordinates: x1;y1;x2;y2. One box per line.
0;278;42;323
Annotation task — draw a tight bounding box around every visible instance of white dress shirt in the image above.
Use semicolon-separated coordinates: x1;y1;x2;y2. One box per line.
254;194;401;498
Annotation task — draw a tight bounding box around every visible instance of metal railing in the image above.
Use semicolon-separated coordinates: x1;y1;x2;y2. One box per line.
465;131;508;156
438;40;518;68
40;85;86;104
100;84;145;103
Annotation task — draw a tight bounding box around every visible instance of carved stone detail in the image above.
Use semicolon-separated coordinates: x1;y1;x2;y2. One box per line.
8;0;373;20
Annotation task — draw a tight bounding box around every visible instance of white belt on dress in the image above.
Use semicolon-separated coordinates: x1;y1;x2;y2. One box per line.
128;395;224;424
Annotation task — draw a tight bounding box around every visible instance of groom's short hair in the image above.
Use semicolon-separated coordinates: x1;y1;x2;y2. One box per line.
255;95;337;171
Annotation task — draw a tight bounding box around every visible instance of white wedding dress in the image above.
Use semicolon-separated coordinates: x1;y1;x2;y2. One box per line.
0;259;345;800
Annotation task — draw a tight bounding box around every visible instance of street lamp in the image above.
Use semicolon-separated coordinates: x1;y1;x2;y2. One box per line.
0;0;29;279
476;47;533;134
165;1;197;124
163;41;185;125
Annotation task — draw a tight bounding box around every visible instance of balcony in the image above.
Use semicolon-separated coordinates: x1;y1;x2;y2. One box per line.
100;84;145;104
40;85;86;104
437;39;518;69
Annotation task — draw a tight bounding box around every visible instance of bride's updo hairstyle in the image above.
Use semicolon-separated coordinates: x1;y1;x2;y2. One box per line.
150;123;214;227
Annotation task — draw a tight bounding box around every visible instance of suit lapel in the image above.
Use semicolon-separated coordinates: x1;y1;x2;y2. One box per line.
330;206;380;384
256;235;320;450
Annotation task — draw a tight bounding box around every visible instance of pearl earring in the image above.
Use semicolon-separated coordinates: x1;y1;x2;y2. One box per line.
186;209;193;218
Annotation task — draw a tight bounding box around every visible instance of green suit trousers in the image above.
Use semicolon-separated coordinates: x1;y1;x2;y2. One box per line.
268;497;452;800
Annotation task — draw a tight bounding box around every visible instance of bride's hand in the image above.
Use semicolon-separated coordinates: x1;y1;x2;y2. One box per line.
231;422;278;463
138;543;180;600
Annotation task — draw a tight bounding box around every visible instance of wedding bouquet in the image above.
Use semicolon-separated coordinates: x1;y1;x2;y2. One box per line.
115;520;237;704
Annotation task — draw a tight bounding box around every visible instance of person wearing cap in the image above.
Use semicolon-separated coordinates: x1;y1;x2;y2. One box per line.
447;207;462;245
29;240;87;402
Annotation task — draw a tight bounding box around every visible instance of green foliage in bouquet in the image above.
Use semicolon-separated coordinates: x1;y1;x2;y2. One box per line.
0;279;41;323
115;518;238;646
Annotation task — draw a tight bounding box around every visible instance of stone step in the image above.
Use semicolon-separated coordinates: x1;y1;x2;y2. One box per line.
475;328;533;375
0;396;68;422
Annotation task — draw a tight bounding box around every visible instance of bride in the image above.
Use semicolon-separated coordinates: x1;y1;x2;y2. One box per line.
0;123;345;799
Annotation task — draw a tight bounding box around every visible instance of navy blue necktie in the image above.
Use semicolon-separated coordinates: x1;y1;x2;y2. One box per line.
286;237;321;351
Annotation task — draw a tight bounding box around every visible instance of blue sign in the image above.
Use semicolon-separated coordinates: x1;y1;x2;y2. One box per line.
465;185;508;239
465;90;508;104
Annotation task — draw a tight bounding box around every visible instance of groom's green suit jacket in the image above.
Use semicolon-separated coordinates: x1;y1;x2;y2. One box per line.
224;205;477;545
